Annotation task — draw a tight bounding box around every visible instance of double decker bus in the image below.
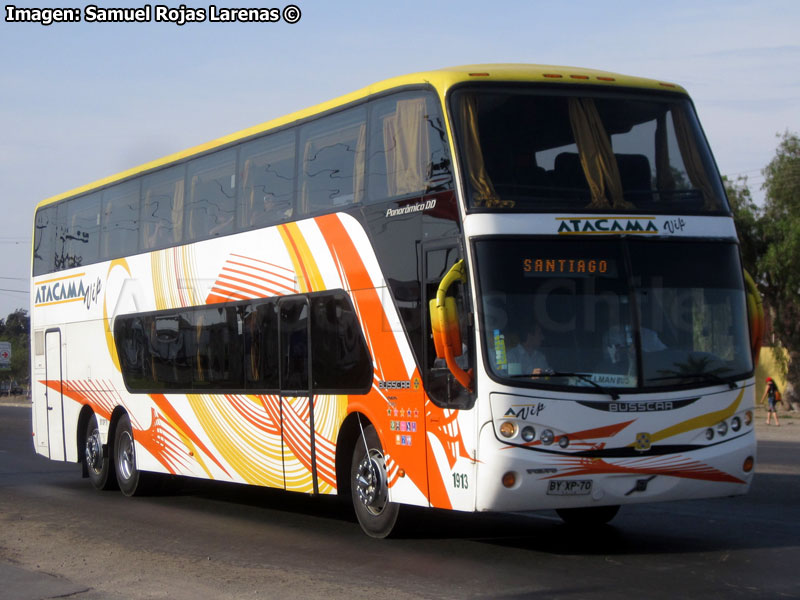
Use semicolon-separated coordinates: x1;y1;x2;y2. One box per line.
30;64;760;537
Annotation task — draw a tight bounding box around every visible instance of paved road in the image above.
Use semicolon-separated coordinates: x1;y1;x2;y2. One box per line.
1;403;799;600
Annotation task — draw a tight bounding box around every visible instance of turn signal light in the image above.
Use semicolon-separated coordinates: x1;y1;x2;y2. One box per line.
499;421;516;438
502;472;517;488
743;456;754;473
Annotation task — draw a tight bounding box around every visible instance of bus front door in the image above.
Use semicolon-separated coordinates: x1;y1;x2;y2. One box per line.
279;297;318;494
422;242;477;510
43;329;66;461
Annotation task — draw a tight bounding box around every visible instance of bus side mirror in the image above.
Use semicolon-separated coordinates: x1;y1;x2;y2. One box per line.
744;270;764;365
429;260;473;392
430;296;462;359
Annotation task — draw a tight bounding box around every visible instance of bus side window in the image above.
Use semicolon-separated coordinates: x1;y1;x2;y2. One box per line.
192;305;242;389
33;206;56;276
63;192;101;269
185;149;237;242
310;292;372;393
115;316;154;390
101;180;140;260
367;92;452;202
299;106;366;216
141;165;186;251
146;313;193;389
243;301;279;391
238;130;296;230
280;299;310;392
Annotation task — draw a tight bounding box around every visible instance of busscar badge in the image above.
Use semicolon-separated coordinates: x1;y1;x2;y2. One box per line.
634;432;652;452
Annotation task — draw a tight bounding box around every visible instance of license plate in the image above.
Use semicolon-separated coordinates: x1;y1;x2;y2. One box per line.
547;479;592;496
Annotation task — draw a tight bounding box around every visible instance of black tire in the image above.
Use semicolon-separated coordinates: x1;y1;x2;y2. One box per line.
85;414;116;490
556;504;620;526
350;423;399;538
114;413;148;496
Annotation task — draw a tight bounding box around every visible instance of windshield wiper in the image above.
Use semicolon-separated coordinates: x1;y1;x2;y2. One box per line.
510;370;620;400
648;372;737;390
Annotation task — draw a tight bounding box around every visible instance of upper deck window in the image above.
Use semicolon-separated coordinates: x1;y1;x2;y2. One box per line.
451;86;729;214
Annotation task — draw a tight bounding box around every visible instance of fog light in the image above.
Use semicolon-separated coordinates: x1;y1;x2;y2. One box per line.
499;421;516;438
502;471;517;488
716;421;728;436
743;456;754;473
521;426;535;442
705;428;715;441
540;429;555;445
558;435;570;449
744;410;753;426
731;416;742;432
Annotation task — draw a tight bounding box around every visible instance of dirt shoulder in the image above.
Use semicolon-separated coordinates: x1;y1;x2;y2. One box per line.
753;404;799;442
0;394;29;408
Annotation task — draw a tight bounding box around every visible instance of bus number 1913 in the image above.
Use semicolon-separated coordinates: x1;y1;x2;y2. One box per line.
452;472;469;489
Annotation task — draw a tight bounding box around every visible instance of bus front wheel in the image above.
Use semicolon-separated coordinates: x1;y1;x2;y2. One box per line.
350;424;399;538
85;414;116;490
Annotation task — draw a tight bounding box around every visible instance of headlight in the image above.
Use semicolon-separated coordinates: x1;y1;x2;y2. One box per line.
540;429;555;445
731;416;742;432
716;421;728;436
521;426;536;442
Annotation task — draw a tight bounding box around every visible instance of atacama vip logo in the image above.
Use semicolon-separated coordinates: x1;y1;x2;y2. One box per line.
557;216;659;234
34;272;100;310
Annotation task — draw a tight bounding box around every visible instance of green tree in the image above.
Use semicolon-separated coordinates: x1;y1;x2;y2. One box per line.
760;131;800;389
730;133;800;391
723;174;764;276
0;309;30;388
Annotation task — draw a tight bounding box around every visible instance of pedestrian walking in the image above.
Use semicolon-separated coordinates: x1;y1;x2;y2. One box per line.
760;377;781;426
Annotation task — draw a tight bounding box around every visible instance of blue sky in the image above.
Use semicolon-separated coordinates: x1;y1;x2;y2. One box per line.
1;0;798;318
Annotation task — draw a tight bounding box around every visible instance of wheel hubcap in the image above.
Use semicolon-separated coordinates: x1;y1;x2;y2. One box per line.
355;450;388;515
85;429;103;473
117;431;135;481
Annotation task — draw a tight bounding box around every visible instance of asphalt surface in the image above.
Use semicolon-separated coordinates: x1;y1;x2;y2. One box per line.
1;395;798;599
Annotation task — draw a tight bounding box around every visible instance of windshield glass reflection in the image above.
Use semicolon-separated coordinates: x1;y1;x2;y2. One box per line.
475;239;752;392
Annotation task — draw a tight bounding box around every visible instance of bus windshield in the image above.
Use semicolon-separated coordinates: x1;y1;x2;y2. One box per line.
475;239;752;392
452;86;729;214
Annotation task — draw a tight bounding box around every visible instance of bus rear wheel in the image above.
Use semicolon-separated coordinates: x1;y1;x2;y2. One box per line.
351;424;399;538
85;414;116;490
556;505;620;526
114;413;148;496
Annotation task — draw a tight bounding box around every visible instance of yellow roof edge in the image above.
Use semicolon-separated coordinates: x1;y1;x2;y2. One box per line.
34;63;687;210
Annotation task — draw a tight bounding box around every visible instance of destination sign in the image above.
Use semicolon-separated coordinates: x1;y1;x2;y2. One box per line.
522;257;617;277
